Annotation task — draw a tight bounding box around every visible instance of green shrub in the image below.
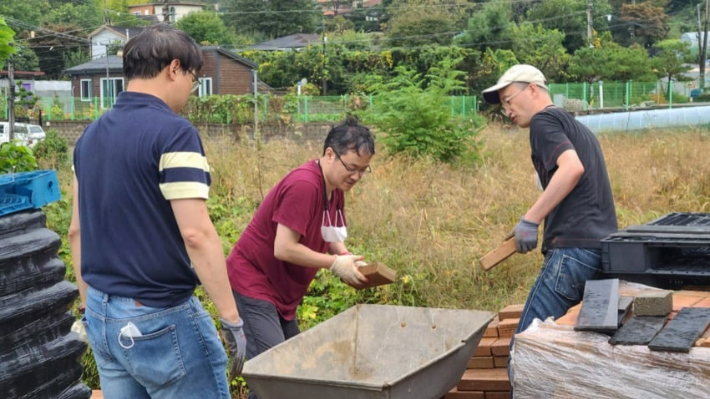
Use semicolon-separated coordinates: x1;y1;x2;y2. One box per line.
0;142;38;174
33;129;69;168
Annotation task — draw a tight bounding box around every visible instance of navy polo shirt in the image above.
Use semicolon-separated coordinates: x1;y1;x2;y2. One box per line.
74;91;211;308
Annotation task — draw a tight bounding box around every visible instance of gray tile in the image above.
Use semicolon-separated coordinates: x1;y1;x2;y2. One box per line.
648;307;710;353
609;316;666;345
575;279;620;332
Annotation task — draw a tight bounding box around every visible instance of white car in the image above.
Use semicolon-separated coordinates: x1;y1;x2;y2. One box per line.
0;122;45;147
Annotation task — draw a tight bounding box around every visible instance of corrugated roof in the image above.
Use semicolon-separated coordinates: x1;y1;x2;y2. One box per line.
64;55;123;75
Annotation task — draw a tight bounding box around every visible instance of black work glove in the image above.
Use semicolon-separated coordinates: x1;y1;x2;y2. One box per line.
513;217;540;254
219;318;247;378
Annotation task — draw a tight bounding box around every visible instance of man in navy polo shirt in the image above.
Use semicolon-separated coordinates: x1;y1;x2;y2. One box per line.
68;24;246;399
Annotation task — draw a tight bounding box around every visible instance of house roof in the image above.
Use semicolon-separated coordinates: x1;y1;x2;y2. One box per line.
64;55;123;75
201;46;258;68
89;25;146;40
129;2;206;7
0;70;45;77
249;34;321;51
64;48;260;76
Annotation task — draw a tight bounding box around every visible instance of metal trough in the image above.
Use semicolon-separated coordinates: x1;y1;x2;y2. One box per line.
242;304;494;399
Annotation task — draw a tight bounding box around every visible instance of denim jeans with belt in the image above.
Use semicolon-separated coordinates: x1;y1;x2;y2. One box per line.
509;248;602;394
82;287;230;399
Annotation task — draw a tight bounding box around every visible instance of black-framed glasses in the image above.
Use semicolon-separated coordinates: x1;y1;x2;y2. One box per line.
188;70;200;93
334;152;372;175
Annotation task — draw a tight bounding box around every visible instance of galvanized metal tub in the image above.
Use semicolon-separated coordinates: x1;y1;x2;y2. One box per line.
242;304;494;399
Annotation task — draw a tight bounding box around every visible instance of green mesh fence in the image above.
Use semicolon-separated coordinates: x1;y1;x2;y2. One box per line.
548;81;660;111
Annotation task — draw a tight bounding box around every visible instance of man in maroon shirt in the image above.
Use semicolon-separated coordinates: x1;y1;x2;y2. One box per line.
227;117;374;398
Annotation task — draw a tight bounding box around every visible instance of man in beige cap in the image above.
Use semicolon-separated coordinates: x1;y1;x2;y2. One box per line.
483;64;617;387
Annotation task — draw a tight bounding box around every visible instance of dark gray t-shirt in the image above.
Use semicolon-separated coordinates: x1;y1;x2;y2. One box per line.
529;106;618;252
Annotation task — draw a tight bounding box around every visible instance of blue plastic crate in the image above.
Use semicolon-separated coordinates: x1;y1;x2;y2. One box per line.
0;170;61;216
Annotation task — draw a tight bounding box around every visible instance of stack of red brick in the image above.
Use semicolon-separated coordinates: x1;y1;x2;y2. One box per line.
445;304;523;399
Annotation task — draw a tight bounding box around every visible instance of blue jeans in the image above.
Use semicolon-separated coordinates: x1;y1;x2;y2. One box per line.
508;248;602;394
83;287;230;399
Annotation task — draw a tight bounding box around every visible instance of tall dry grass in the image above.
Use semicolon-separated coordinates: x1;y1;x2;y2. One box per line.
198;125;710;313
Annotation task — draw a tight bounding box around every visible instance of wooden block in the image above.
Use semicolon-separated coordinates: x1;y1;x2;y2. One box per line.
356;262;396;289
479;238;516;271
484;319;500;338
91;391;104;399
485;392;511;399
672;294;702;312
498;304;524;321
458;369;511;392
493;356;509;368
445;387;485;399
497;318;519;338
491;337;511;356
474;338;496;357
468;356;494;369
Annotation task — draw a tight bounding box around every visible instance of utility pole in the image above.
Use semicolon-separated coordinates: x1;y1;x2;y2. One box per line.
586;0;593;47
700;0;709;90
104;43;111;107
8;55;15;142
253;69;258;139
321;18;327;95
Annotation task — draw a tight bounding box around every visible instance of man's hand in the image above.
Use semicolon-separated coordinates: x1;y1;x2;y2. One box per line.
513;217;539;253
330;255;368;286
219;318;247;378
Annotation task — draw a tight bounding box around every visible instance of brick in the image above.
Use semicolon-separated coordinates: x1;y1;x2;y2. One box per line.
698;338;710;348
497;318;519;338
484;319;500;338
693;298;710;308
468;356;494;369
634;290;672;316
474;338;496;357
556;305;581;326
498;304;524;321
672;295;702;312
445;387;485;399
458;369;511;392
485;392;511;399
493;356;509;368
491;337;511;356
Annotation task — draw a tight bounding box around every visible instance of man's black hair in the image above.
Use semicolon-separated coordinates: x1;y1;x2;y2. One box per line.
122;24;203;80
323;115;375;156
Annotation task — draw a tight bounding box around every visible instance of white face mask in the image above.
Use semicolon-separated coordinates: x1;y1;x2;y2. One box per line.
321;209;348;242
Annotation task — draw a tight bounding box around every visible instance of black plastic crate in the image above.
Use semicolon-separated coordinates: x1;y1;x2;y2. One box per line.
601;213;710;289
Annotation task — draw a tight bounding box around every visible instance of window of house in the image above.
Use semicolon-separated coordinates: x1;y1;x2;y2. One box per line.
169;7;176;22
133;11;141;15
80;79;92;101
198;77;212;97
100;77;125;108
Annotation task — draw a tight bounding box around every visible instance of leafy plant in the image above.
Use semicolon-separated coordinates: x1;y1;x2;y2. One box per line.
0;142;38;173
33;129;69;169
363;57;485;163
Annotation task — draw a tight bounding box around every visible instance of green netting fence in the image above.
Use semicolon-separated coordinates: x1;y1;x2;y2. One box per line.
548;81;662;111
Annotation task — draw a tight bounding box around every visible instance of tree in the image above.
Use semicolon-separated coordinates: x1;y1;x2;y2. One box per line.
455;1;513;51
386;0;473;47
220;0;321;38
618;3;669;47
47;1;104;31
12;44;40;72
651;39;693;96
0;16;16;70
325;16;354;34
26;23;90;79
508;23;570;82
0;0;48;26
569;34;654;82
175;11;238;45
526;0;613;53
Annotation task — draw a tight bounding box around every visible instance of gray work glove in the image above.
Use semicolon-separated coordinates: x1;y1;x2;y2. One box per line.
219;318;247;378
329;254;368;286
513;217;540;254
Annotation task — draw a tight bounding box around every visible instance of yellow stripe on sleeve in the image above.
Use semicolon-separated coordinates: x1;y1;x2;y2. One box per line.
159;152;210;172
160;182;210;200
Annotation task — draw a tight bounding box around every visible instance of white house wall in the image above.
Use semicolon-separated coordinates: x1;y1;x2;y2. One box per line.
91;31;126;59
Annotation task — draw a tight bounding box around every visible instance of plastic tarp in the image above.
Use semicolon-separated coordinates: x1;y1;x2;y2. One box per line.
511;282;710;399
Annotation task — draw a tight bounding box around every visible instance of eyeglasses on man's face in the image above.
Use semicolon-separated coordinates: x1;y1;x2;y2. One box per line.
501;84;529;110
334;151;372;176
188;70;200;93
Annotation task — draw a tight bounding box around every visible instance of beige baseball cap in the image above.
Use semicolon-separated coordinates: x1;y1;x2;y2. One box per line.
482;64;548;104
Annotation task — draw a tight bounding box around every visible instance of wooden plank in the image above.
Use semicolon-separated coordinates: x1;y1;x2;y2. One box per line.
356;262;396;290
575;279;620;332
479;238;516;271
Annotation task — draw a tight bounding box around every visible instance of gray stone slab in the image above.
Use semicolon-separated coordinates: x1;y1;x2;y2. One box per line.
648;307;710;353
608;316;666;345
618;295;634;325
575;279;620;332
